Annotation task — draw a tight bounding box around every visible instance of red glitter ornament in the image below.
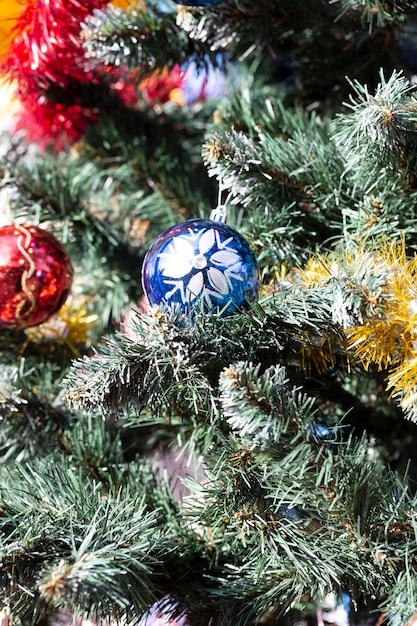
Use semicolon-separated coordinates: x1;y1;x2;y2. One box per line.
0;224;73;329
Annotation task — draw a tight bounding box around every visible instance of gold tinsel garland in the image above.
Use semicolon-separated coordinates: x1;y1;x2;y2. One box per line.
22;295;99;356
292;237;417;413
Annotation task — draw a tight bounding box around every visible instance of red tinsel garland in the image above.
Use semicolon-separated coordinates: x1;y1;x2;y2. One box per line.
4;0;106;90
1;0;184;149
0;0;106;147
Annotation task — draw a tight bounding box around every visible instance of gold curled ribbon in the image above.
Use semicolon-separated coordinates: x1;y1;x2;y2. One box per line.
14;225;37;323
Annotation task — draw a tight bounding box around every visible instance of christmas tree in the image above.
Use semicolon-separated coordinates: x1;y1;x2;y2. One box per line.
1;1;417;625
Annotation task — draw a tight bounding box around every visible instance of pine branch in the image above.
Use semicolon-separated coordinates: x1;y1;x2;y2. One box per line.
178;0;415;106
62;283;343;420
82;1;219;73
334;0;415;31
0;459;174;621
82;96;218;217
63;305;222;421
218;361;316;445
203;124;342;265
204;71;417;257
177;418;417;624
334;69;417;168
0;362;69;464
379;563;417;626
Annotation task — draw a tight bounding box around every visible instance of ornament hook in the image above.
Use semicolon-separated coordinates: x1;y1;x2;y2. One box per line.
210;182;229;223
210;204;227;223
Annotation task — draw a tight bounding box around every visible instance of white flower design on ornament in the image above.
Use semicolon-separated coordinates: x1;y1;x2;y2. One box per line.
158;227;244;306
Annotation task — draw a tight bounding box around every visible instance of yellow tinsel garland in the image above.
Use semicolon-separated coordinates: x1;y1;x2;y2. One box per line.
293;237;417;412
22;295;99;356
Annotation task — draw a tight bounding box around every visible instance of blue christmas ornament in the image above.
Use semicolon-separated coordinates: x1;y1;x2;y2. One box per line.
142;218;259;316
172;0;224;6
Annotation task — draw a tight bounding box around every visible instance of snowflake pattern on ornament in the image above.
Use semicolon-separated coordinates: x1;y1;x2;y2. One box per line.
157;226;244;307
142;218;259;316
